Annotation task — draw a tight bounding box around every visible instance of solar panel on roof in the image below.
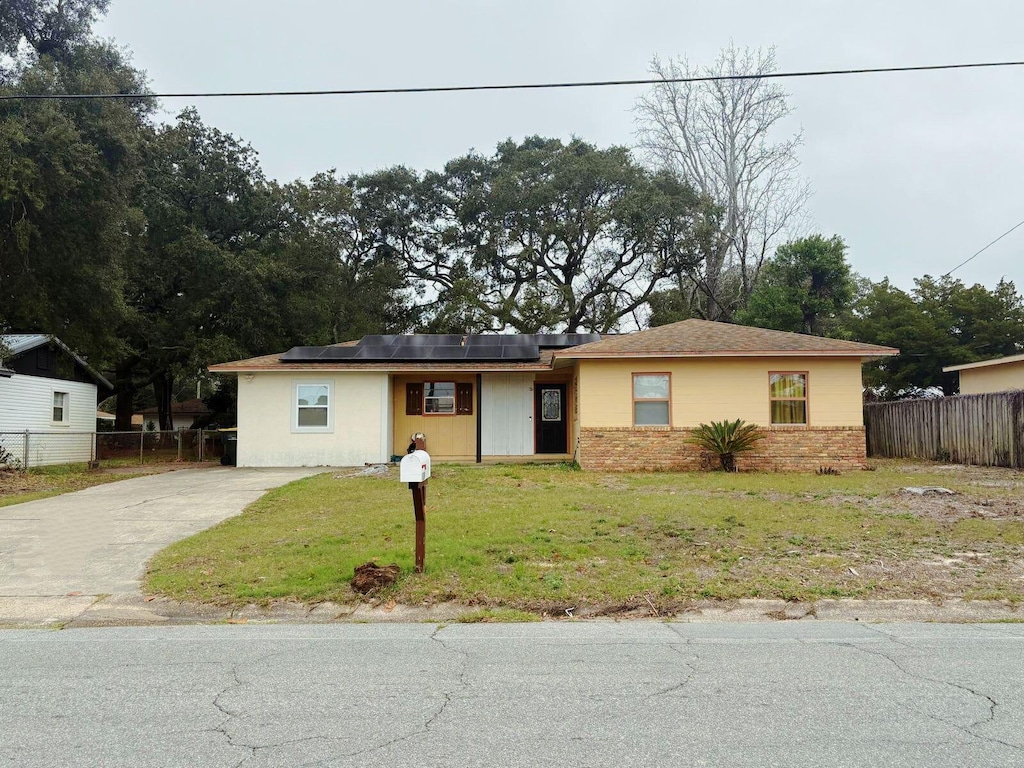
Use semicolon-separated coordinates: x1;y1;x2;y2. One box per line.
501;346;540;360
352;346;396;359
316;347;361;360
358;335;401;347
388;347;436;360
282;333;566;363
446;346;518;361
534;333;601;348
464;335;523;347
280;346;332;361
424;347;470;360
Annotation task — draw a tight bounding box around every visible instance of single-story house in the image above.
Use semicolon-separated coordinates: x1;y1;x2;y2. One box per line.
942;353;1024;395
136;398;213;431
0;334;113;466
209;320;898;472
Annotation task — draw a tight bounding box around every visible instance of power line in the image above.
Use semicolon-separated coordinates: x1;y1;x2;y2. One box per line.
2;59;1024;101
943;217;1024;277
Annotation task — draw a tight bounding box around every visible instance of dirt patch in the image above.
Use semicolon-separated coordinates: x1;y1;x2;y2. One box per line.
351;562;401;594
890;494;1023;521
97;463;205;475
0;469;38;495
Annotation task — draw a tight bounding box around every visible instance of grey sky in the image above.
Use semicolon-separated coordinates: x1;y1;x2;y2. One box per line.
96;0;1024;292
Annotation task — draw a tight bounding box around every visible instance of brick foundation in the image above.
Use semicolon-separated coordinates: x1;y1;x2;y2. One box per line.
578;426;867;473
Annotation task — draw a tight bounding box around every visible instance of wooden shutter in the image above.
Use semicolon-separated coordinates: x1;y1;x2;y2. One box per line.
456;383;473;415
406;383;423;415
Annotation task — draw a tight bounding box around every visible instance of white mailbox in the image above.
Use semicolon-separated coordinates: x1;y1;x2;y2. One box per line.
400;450;431;483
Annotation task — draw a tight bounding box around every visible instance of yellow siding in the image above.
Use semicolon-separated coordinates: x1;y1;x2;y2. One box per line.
577;357;865;428
959;361;1024;394
392;374;477;459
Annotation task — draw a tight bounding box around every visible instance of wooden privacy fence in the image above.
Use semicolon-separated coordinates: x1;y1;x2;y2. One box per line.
864;391;1024;468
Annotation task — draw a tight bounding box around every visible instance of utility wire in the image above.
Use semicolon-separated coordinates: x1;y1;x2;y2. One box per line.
2;59;1024;101
943;217;1024;277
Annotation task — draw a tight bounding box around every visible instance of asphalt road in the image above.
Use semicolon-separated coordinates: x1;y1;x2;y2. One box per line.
2;621;1022;767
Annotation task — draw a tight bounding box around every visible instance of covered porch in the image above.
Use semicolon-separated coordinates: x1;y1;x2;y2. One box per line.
391;370;576;463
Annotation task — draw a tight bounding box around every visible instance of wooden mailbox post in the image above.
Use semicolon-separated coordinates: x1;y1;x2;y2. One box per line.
399;433;430;573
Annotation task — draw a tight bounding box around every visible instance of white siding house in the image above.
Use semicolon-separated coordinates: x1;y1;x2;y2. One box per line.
0;335;111;467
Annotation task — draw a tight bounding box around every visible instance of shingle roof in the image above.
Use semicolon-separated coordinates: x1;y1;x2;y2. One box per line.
208;320;898;374
554;319;898;359
138;398;212;416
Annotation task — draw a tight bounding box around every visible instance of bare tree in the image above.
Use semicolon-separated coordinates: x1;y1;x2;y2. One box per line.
635;45;810;320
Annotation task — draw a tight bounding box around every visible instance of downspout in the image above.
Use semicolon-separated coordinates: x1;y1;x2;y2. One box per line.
475;373;482;464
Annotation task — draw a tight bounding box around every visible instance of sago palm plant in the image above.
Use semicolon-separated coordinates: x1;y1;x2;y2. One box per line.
686;419;766;472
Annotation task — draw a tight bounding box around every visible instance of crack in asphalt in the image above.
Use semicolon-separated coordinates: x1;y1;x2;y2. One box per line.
286;626;471;768
209;649;339;766
423;624;470;729
211;663;256;766
832;630;1021;754
652;624;698;697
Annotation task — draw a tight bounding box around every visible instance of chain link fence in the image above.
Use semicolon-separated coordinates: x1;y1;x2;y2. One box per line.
0;430;224;471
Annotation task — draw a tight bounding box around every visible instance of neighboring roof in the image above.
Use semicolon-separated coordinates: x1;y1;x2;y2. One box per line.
96;410;116;421
3;334;51;356
943;352;1024;373
138;398;212;416
0;334;113;389
554;319;899;359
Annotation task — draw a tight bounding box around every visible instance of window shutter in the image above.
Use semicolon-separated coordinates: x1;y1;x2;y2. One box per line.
406;383;423;415
456;383;473;415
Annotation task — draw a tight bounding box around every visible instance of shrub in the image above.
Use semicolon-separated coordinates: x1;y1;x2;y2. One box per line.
686;419;766;472
0;444;21;471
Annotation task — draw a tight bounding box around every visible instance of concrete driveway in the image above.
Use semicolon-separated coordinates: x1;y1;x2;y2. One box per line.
0;467;324;625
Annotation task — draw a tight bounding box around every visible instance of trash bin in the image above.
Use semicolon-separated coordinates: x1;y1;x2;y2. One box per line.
220;428;238;466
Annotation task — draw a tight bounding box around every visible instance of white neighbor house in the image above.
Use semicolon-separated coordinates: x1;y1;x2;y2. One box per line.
0;335;112;467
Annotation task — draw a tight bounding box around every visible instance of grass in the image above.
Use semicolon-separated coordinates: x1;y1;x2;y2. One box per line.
0;464;149;507
143;460;1024;613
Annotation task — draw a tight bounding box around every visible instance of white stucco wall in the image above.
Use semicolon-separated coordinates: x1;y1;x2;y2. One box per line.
235;372;390;467
0;374;97;466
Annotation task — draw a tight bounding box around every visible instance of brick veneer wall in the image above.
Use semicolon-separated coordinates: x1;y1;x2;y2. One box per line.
578;426;867;472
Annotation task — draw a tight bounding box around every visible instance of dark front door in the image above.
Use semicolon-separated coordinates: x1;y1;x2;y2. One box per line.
535;383;567;454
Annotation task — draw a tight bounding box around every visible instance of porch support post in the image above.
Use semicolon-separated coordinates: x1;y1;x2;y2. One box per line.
475;373;482;464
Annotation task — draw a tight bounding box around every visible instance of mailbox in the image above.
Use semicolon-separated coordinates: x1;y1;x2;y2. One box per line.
400;450;431;483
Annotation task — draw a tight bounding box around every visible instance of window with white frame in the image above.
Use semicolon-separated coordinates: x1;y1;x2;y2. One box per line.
633;373;671;426
52;391;69;424
294;383;332;431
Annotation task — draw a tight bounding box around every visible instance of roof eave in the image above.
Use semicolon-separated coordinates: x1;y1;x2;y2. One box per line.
555;349;899;359
943;352;1024;373
208;363;556;374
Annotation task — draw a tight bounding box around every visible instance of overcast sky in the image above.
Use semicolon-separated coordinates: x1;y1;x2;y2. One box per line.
96;0;1024;293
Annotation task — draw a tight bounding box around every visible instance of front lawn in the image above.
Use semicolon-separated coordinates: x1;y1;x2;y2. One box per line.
144;461;1024;613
